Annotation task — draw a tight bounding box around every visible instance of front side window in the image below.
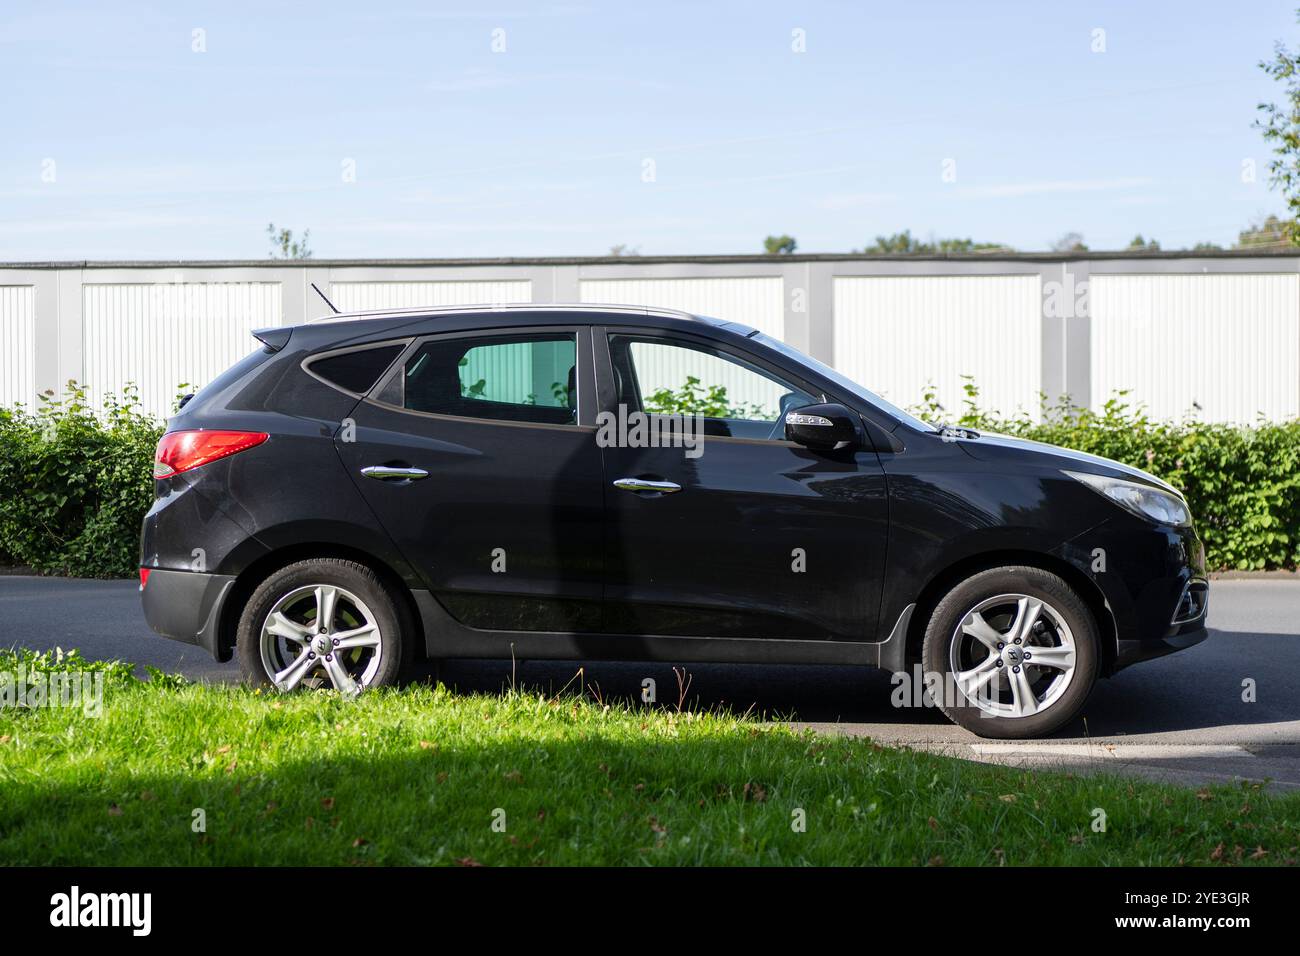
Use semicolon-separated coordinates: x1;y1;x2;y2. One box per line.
609;334;815;440
399;333;577;425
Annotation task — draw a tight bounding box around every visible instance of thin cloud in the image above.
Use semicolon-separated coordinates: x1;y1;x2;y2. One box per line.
426;70;520;93
817;192;900;210
956;177;1154;199
334;214;709;236
366;5;591;20
0;213;231;235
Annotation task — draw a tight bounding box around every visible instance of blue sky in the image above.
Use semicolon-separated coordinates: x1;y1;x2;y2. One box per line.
2;0;1298;259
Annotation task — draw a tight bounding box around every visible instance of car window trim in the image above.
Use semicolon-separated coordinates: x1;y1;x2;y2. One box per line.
301;338;414;400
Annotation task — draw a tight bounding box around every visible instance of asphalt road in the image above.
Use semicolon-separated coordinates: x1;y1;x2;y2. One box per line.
2;576;1297;788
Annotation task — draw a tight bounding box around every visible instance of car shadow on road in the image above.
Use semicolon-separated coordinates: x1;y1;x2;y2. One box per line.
408;628;1300;740
411;657;950;727
1060;628;1299;738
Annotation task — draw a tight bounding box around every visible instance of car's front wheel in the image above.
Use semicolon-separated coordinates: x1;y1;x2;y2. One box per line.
921;566;1099;739
237;558;407;697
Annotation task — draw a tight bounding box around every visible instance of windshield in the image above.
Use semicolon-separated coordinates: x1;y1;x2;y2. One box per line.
751;332;936;432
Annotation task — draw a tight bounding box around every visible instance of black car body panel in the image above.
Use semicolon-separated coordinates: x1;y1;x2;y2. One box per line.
334;374;607;633
138;568;236;659
140;305;1208;677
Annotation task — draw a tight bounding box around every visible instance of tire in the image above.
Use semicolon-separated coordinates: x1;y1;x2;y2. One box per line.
237;558;408;696
921;566;1099;739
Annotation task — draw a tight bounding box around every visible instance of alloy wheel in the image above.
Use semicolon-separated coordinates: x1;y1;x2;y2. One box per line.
948;593;1077;719
258;584;383;697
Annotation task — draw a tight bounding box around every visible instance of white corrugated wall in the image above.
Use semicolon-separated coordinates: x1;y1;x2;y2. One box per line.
1090;274;1300;423
83;283;282;420
832;275;1042;418
0;286;35;408
329;280;531;312
2;265;1294;427
579;276;785;338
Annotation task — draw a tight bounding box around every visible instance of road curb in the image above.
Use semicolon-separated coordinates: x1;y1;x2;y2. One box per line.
1209;570;1299;580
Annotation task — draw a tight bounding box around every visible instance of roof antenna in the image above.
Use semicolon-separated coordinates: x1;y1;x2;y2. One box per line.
311;282;339;314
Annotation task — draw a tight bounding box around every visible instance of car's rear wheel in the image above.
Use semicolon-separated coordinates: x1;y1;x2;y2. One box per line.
921;566;1099;739
237;558;407;696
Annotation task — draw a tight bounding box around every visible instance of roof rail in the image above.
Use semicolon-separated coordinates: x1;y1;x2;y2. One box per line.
308;302;701;325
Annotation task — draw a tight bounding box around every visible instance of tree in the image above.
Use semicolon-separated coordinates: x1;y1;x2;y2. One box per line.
932;237;1011;254
856;230;1010;254
865;230;924;254
1237;214;1290;248
267;223;313;259
1256;12;1300;244
608;244;640;257
763;235;797;255
1127;234;1161;251
1191;241;1224;251
1049;232;1088;252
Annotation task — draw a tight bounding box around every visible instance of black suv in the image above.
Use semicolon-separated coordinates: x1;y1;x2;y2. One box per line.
140;304;1208;738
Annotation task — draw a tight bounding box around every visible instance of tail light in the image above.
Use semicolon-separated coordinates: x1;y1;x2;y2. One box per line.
153;430;269;478
139;567;151;590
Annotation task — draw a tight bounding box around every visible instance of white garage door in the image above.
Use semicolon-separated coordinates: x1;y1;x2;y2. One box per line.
329;281;531;312
1090;274;1300;423
84;283;282;421
833;275;1042;419
0;286;35;408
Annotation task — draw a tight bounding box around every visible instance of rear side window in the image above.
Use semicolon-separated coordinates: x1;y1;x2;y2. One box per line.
308;344;404;394
400;333;577;425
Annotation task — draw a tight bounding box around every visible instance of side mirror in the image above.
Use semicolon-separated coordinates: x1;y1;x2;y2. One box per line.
784;403;859;450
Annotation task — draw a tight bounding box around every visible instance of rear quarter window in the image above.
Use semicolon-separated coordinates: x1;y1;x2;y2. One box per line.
306;344;405;395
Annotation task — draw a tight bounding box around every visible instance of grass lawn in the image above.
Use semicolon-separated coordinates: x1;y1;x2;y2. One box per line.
1;649;1297;866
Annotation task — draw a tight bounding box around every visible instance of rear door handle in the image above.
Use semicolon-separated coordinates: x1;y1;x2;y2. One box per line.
613;477;682;494
361;465;429;481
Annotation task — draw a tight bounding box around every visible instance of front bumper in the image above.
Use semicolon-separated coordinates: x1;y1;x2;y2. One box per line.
1058;515;1209;674
1115;620;1209;668
140;569;237;662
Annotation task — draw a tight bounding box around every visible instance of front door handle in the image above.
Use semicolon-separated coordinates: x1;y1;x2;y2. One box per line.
613;477;682;495
361;465;429;482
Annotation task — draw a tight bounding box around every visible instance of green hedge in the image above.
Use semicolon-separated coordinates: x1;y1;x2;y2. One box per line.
0;383;1297;578
0;386;162;578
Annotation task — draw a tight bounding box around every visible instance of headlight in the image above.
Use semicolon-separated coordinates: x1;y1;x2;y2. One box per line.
1065;471;1191;527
